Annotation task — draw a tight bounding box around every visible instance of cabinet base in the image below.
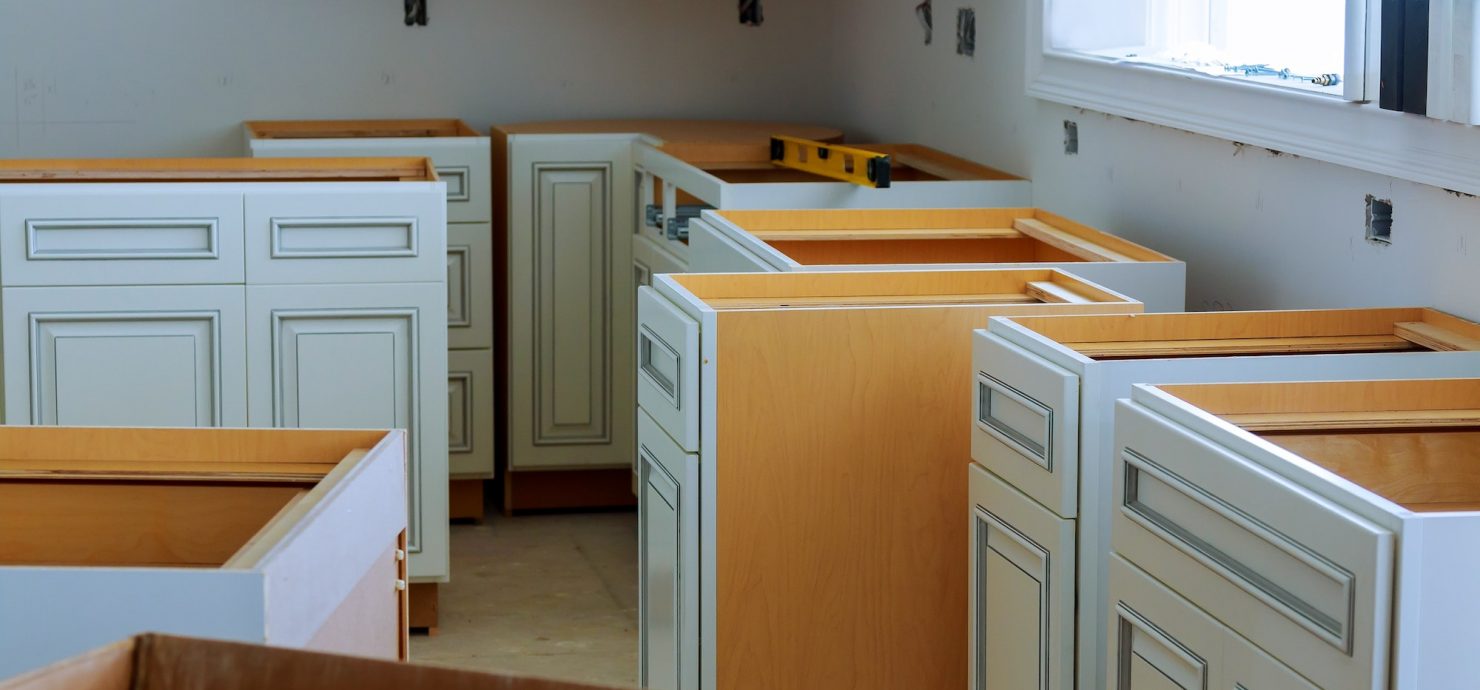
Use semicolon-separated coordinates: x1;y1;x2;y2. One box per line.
502;468;638;515
408;582;439;634
449;479;486;522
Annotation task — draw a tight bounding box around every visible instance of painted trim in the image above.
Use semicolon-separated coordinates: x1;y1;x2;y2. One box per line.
25;217;220;261
269;217;419;259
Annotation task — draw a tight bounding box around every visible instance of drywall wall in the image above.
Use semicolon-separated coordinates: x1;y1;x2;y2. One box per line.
0;0;837;157
824;0;1480;321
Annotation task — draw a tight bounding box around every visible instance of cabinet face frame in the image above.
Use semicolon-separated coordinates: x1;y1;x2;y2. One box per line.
976;308;1480;690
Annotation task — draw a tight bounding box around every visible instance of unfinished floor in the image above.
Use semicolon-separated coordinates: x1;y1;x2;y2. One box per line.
410;509;639;688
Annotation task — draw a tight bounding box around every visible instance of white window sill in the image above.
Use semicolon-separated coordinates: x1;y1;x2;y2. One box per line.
1028;50;1480;195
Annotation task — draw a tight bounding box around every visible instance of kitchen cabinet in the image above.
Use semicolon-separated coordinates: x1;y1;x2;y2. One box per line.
246;119;496;496
637;268;1141;690
1114;377;1480;689
0;426;409;678
688;207;1185;312
0;158;449;590
970;307;1480;690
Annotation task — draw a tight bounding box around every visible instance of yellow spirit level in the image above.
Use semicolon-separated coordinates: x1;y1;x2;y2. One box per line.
769;136;892;188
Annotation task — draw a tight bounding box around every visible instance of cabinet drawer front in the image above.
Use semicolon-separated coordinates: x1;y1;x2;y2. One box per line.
972;333;1080;519
969;464;1075;690
0;191;245;286
637;409;700;690
448;349;495;478
447;223;494;349
245;189;445;284
1113;402;1392;690
636;287;700;453
1;285;248;427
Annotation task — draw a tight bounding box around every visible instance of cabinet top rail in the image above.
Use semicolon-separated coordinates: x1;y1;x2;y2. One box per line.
0;157;439;183
245;118;483;140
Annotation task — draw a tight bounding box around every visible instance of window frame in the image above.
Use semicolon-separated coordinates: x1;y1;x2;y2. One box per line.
1028;0;1480;196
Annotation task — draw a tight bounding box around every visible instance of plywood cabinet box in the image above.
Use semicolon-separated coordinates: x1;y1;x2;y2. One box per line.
1111;378;1480;689
245;119;497;498
0;634;622;690
0;158;449;587
0;426;409;679
497;120;1031;510
635;268;1141;690
688;207;1186;312
969;308;1480;690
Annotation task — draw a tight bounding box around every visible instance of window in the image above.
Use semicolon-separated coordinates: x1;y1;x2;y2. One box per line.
1027;0;1480;196
1048;0;1364;99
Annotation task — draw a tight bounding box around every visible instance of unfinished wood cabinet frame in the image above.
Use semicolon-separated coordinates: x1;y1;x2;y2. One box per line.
972;306;1480;690
0;427;409;679
639;268;1141;690
689;207;1184;313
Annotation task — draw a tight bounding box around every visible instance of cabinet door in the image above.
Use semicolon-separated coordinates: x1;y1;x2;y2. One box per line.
447;222;494;350
1108;555;1220;690
969;464;1075;690
246;283;448;581
508;134;636;470
638;409;699;690
448;348;495;478
1;285;246;426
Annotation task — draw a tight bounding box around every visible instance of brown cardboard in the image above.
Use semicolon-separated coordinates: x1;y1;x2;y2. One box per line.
1;635;626;690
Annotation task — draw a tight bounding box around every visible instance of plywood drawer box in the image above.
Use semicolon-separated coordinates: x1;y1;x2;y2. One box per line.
0;426;410;679
688;207;1186;312
0;158;449;584
635;268;1141;690
245;119;491;223
1114;378;1480;689
1;634;623;690
970;308;1480;690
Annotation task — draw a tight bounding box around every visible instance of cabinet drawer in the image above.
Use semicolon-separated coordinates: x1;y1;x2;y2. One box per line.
972;332;1080;519
969;463;1075;690
447;222;494;349
448;348;495;478
1113;401;1392;690
245;188;445;284
0;191;245;286
636;287;700;453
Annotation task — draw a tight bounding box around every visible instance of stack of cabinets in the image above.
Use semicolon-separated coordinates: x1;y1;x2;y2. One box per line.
686;207;1186;312
245;120;496;502
635;269;1142;690
1109;379;1480;689
966;308;1480;689
0;159;449;588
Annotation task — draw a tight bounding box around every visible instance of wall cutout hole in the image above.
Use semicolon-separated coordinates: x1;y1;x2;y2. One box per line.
956;8;976;57
1365;195;1393;245
1063;121;1079;155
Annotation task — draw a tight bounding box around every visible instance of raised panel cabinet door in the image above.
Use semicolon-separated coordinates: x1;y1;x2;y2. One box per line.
1;285;247;426
508;134;636;470
968;464;1075;690
447;222;495;350
0;189;246;287
1108;555;1221;690
637;409;700;690
244;187;446;285
448;348;495;478
246;283;449;582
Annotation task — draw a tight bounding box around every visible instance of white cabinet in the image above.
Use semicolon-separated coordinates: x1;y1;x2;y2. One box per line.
507;134;636;472
969;308;1480;690
638;409;699;690
969;463;1075;690
0;160;449;584
246;120;495;480
247;282;448;580
2;285;247;427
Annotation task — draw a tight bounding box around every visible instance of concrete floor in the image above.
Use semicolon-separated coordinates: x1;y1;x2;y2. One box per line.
411;510;640;688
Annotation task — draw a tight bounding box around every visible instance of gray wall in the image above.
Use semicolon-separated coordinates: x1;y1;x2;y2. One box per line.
0;0;837;156
823;0;1480;320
